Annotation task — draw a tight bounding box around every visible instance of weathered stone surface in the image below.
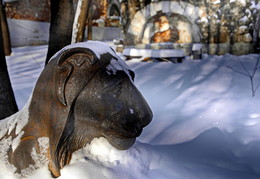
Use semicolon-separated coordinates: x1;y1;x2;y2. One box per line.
5;0;50;22
237;26;248;35
162;1;171;13
128;11;146;38
243;33;253;42
0;41;152;177
219;28;229;43
170;2;185;15
128;1;202;45
232;42;254;55
176;21;193;43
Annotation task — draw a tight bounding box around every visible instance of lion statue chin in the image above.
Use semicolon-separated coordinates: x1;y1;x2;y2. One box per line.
0;41;152;177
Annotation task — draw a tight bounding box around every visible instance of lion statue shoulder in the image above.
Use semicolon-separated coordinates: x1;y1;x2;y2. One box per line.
0;41;152;177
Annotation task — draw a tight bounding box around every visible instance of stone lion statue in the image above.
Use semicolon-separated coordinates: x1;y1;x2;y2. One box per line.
0;41;152;177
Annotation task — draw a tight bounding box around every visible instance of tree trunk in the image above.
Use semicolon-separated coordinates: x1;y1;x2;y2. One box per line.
128;0;139;20
0;10;18;119
253;12;260;52
45;0;74;64
0;2;11;56
87;6;93;40
71;0;92;43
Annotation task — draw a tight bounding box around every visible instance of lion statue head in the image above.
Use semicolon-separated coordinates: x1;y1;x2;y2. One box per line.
3;41;152;177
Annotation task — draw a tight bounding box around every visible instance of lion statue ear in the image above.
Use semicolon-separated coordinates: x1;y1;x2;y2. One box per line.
47;47;100;176
48;47;114;176
55;48;97;106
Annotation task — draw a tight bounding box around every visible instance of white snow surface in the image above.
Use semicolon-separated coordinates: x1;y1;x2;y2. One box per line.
213;0;220;4
192;43;203;51
3;44;260;179
106;58;133;82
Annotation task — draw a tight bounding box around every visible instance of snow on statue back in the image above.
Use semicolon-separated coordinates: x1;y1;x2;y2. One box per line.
0;41;152;177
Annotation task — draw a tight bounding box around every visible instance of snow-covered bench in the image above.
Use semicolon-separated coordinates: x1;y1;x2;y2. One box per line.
123;48;185;63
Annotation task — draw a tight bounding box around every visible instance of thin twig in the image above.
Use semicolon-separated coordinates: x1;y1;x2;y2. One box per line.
238;59;251;76
252;56;260;77
255;82;260;92
227;55;260;97
226;65;248;76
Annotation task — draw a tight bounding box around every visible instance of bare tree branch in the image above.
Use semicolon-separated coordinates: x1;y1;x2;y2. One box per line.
238;59;250;77
227;55;260;97
252;56;260;77
226;65;248;76
255;82;260;92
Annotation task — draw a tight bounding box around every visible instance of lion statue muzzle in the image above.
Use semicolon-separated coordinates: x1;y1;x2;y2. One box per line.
0;41;152;177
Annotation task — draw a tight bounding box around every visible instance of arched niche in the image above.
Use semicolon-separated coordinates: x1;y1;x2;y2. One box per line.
127;1;201;45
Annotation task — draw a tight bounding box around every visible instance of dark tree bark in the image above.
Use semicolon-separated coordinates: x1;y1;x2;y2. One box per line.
87;5;93;40
0;11;18;119
0;2;11;56
45;0;74;65
144;0;151;6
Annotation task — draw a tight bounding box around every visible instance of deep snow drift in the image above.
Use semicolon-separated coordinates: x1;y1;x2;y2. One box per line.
3;45;260;178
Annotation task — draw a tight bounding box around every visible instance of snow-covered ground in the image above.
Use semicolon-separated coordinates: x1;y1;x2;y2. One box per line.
3;44;260;179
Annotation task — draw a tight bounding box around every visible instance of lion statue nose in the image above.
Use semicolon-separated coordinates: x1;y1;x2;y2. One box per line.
122;109;152;138
131;104;152;130
125;88;153;135
122;79;153;132
140;111;152;128
114;75;153;133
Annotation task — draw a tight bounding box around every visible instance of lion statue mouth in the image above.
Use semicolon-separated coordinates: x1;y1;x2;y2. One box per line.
103;127;144;150
106;135;136;150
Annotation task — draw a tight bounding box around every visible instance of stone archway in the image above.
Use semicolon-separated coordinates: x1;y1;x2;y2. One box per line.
127;1;201;45
107;0;121;17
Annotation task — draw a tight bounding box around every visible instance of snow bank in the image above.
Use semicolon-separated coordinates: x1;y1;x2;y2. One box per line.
59;137;152;179
132;54;260;145
58;137;194;179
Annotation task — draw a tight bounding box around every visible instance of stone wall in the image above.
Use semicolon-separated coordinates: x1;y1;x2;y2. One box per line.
125;0;260;55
